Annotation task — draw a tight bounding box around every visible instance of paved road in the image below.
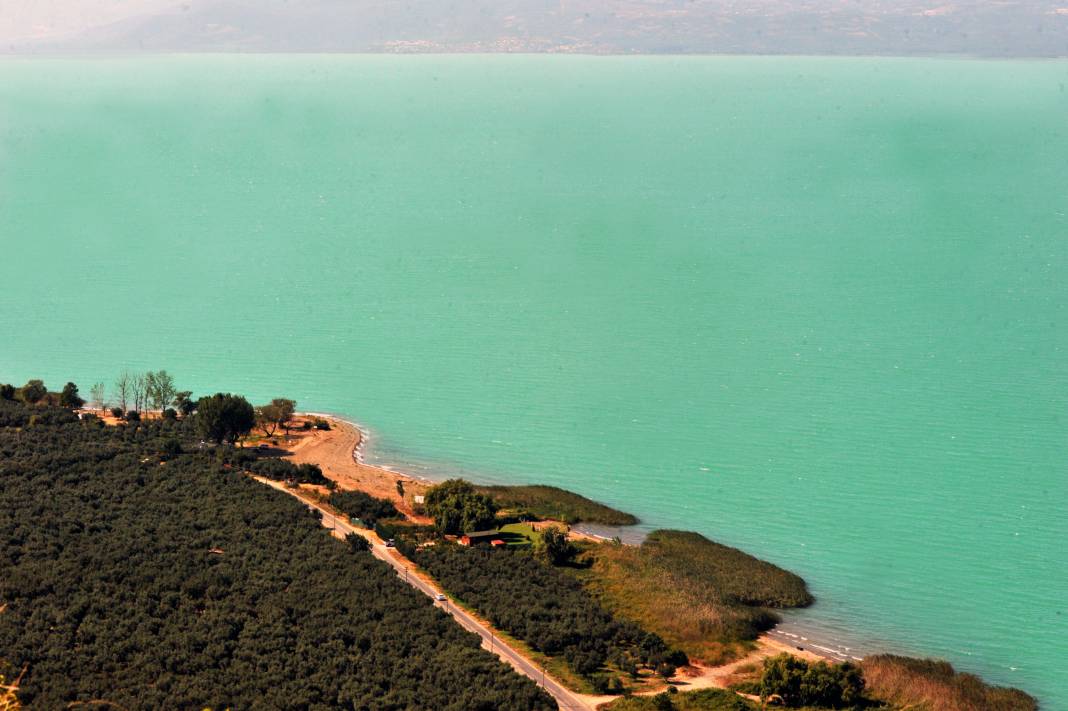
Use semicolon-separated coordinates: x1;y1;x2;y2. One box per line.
258;479;591;711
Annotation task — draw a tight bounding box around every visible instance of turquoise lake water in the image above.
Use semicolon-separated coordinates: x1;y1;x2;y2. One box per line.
1;55;1066;706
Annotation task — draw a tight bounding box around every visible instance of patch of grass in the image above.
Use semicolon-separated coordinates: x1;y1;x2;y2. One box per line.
861;655;1037;711
499;522;541;547
572;530;812;665
477;484;639;526
600;688;756;710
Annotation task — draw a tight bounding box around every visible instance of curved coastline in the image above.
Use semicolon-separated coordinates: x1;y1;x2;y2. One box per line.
301;409;871;666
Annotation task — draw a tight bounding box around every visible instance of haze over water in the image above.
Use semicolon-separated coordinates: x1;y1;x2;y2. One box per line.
1;55;1066;706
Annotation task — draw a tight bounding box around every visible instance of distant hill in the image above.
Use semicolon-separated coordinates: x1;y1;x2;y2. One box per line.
5;0;1067;57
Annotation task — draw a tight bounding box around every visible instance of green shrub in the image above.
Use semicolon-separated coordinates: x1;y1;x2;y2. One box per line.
330;490;399;527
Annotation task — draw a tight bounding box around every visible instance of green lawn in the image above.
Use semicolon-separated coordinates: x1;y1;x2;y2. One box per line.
498;522;541;547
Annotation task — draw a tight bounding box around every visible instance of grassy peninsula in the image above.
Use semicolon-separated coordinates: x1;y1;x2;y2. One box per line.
573;530;813;665
474;484;639;526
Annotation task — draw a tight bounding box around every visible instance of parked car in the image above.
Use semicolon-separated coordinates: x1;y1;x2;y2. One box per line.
434;593;446;601
385;539;395;548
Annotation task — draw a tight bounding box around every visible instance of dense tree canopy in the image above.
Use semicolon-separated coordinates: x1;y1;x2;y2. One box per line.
424;479;498;535
534;525;579;566
412;542;686;689
759;654;864;709
330;490;400;527
0;399;554;710
195;393;255;444
17;380;46;404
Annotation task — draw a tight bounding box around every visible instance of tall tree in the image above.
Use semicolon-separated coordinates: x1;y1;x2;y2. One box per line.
173;391;196;417
114;371;132;413
272;398;296;435
132;373;148;414
146;370;176;413
196;393;256;445
89;382;107;413
255;402;282;437
59;382;85;409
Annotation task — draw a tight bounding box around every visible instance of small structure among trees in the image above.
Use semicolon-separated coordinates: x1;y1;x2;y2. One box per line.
459;530;500;546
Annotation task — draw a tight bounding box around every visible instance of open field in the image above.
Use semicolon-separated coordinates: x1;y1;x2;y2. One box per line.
572;530;812;666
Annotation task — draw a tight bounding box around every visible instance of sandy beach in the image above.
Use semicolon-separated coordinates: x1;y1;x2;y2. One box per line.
282;415;432;523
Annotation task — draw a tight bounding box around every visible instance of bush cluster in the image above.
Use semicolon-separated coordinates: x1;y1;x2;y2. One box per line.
247;457;333;487
758;654;864;708
330;490;400;527
0;400;553;710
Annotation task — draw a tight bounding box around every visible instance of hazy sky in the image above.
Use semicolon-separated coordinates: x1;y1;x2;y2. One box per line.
2;0;1065;55
0;1;177;42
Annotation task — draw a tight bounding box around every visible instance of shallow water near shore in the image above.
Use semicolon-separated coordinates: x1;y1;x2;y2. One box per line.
2;55;1066;706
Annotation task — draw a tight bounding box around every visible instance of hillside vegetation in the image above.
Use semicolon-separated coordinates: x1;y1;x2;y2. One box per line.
0;398;553;709
602;688;755;711
475;484;639;526
574;530;812;664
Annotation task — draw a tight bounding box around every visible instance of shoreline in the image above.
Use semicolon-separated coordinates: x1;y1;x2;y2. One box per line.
287;412;865;667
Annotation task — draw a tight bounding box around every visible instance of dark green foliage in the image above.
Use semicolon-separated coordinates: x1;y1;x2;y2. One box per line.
535;525;579;565
58;382;84;409
330;489;399;527
0;400;554;710
425;479;498;535
173;391;196;417
247;457;332;488
110;406;124;418
162;407;178;420
0;384;14;400
159;437;183;459
0;400;77;428
313;418;331;431
413;542;687;682
195;393;255;444
126;410;141;422
477;484;639;526
17;379;46;404
603;688;755;711
759;654;864;708
346;532;371;552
